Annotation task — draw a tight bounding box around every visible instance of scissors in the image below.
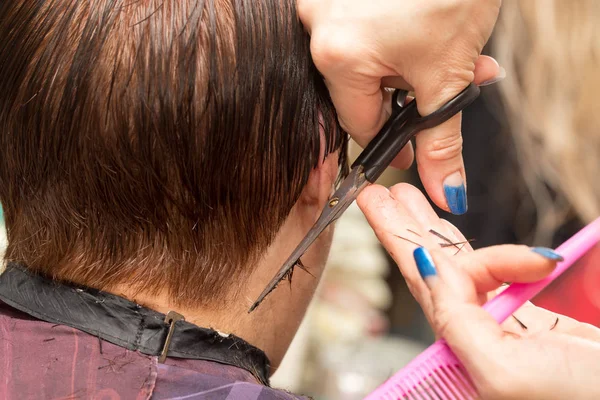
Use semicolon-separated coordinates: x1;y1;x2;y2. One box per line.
248;83;480;313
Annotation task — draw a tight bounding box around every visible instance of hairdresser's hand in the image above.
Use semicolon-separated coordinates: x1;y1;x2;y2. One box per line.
358;183;600;399
357;183;575;335
413;247;600;400
299;0;503;215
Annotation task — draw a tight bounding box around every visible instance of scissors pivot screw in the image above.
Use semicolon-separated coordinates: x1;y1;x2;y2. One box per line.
328;198;339;207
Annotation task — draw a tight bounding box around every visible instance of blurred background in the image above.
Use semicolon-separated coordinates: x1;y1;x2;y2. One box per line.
1;0;599;398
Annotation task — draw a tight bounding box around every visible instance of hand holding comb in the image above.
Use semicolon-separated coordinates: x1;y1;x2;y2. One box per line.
365;217;600;400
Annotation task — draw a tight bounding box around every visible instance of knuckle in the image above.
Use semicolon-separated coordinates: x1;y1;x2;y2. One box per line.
310;28;360;72
389;182;418;198
431;304;460;338
295;0;313;22
420;132;463;162
296;0;327;29
415;65;474;112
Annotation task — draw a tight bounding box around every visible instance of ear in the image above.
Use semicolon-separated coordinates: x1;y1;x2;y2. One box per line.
298;123;340;209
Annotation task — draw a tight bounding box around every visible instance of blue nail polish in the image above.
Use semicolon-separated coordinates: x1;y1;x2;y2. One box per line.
531;247;564;262
444;184;468;215
414;247;437;279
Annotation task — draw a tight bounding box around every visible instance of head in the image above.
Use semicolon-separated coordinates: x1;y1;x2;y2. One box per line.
0;0;347;366
494;0;600;242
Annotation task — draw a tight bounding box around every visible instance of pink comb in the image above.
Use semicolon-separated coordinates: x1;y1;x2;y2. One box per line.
366;217;600;400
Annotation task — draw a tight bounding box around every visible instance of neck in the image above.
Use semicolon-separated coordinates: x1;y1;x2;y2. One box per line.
109;227;331;370
109;203;334;369
114;276;316;371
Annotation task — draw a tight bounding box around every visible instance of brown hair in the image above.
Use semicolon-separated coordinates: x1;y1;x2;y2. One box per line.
0;0;347;307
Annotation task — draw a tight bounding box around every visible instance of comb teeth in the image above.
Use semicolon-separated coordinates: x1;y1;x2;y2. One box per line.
366;340;478;400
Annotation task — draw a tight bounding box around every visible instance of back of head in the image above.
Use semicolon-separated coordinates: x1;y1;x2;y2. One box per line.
0;0;347;308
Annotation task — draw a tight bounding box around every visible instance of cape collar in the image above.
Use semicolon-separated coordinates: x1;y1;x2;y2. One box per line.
0;263;271;385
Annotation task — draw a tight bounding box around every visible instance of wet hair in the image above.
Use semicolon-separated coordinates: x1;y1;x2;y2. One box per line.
0;0;347;307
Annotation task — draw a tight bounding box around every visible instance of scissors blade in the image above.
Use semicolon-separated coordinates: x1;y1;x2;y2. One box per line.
248;166;369;312
248;84;480;313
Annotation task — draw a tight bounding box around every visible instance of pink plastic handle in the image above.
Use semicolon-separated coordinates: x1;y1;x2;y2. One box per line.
483;217;600;323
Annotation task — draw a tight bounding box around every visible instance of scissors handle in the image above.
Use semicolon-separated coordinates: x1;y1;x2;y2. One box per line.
353;83;480;183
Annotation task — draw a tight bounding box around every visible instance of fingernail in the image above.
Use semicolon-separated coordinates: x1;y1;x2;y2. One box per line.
414;247;437;281
531;247;565;262
479;66;506;87
443;171;467;215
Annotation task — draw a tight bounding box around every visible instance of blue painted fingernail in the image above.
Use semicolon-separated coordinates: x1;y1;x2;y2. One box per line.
479;67;506;87
531;247;564;262
443;172;467;215
414;247;437;279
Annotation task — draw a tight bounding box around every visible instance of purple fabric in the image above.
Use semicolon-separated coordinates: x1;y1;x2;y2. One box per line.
0;302;306;399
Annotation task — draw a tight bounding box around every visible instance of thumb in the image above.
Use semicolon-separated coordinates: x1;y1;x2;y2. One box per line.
412;65;471;215
413;247;505;376
411;56;503;214
412;55;501;115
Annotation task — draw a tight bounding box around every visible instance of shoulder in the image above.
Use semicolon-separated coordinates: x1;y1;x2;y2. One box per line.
152;362;309;400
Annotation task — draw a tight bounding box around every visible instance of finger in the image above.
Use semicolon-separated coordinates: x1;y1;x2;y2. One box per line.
438;240;556;311
415;113;467;215
389;183;470;312
356;184;444;274
439;219;474;252
307;25;392;142
359;183;480;322
413;247;505;376
348;88;415;170
324;73;389;139
390;140;415;170
381;90;415;170
307;30;415;165
386;183;482;311
295;0;328;35
389;183;466;255
473;55;503;86
411;55;505;215
381;76;412;90
386;183;485;319
298;0;396;141
438;218;485;308
383;57;501;173
412;55;501;113
455;245;559;293
370;186;559;296
356;185;434;311
409;53;470;214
